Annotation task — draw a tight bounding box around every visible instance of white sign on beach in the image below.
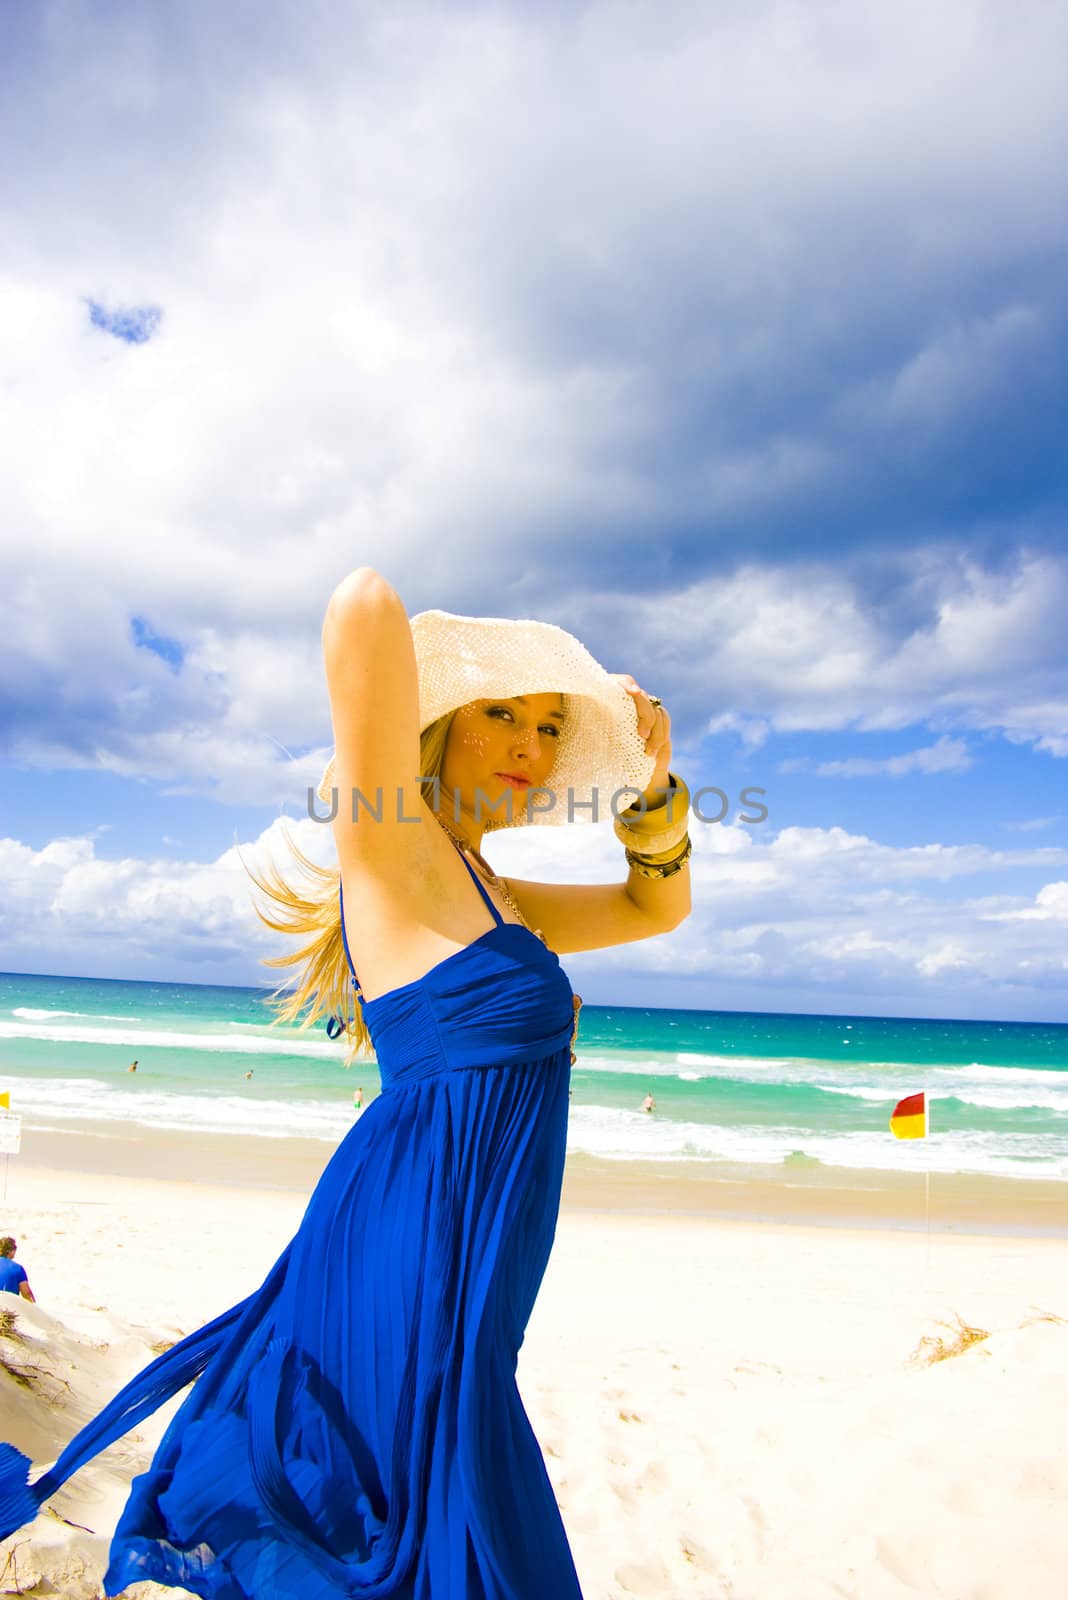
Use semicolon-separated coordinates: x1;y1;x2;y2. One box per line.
0;1115;22;1155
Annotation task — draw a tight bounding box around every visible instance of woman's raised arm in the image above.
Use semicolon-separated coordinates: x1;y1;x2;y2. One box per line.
321;568;424;867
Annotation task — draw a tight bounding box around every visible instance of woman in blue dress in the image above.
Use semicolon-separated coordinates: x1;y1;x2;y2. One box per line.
0;568;693;1598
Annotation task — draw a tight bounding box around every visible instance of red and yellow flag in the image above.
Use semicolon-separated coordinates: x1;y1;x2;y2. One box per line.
890;1091;926;1139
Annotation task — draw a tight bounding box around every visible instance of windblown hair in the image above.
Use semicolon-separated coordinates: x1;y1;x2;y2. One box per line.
0;1238;15;1259
242;711;456;1064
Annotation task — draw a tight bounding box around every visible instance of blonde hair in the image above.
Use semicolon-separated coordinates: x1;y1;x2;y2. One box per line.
242;711;456;1063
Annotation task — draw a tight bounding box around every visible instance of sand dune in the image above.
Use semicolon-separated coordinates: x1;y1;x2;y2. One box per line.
0;1296;192;1598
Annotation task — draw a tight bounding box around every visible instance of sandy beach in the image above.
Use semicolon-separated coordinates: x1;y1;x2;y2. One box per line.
2;1143;1067;1599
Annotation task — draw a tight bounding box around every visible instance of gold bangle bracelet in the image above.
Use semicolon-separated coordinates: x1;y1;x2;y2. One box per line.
619;772;689;827
615;813;689;855
613;773;690;854
627;833;691;865
625;836;692;879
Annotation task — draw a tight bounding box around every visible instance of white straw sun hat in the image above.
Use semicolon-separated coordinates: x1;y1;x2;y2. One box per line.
317;609;657;826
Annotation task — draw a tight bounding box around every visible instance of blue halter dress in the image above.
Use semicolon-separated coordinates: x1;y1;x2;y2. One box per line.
0;850;585;1599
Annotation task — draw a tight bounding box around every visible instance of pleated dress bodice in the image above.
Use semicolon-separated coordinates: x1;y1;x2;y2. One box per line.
340;852;578;1087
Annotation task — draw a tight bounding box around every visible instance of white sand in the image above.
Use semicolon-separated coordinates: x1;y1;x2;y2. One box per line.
2;1163;1067;1599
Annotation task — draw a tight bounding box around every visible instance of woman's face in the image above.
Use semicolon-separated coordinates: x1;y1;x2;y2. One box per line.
440;694;565;822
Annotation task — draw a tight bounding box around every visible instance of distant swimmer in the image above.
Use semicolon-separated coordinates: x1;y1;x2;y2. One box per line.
128;1060;138;1073
353;1087;364;1111
244;1070;254;1080
641;1092;656;1114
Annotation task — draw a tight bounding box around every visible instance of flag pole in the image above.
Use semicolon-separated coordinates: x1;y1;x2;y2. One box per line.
925;1090;931;1271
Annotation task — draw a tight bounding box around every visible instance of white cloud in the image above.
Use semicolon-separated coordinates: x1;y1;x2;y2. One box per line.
705;712;770;750
1002;814;1061;833
0;818;337;983
1;3;1066;800
482;818;1068;1015
885;305;1044;431
583;552;1068;758
3;810;1068;1014
985;881;1068;922
810;736;972;777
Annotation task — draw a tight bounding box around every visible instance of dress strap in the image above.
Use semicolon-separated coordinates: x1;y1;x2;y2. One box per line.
338;881;362;996
456;849;505;927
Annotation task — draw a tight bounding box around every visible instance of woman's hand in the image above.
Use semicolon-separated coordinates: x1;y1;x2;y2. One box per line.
611;673;673;797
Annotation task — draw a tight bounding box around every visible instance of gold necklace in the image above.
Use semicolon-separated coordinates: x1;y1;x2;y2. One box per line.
434;815;545;942
434;813;583;1066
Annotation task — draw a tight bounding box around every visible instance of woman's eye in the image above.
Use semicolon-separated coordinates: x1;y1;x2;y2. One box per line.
487;706;560;738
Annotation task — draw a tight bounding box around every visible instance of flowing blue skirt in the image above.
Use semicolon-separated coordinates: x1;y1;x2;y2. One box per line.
0;1047;584;1599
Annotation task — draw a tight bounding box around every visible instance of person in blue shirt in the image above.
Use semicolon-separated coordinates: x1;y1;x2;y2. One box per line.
0;1237;35;1302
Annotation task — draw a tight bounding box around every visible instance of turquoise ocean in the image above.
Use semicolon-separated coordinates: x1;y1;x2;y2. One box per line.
1;971;1066;1183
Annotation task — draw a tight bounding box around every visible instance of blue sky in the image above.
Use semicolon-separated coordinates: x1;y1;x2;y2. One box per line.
1;0;1067;1020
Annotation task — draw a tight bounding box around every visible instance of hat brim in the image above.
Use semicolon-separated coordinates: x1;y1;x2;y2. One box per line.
315;611;655;824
